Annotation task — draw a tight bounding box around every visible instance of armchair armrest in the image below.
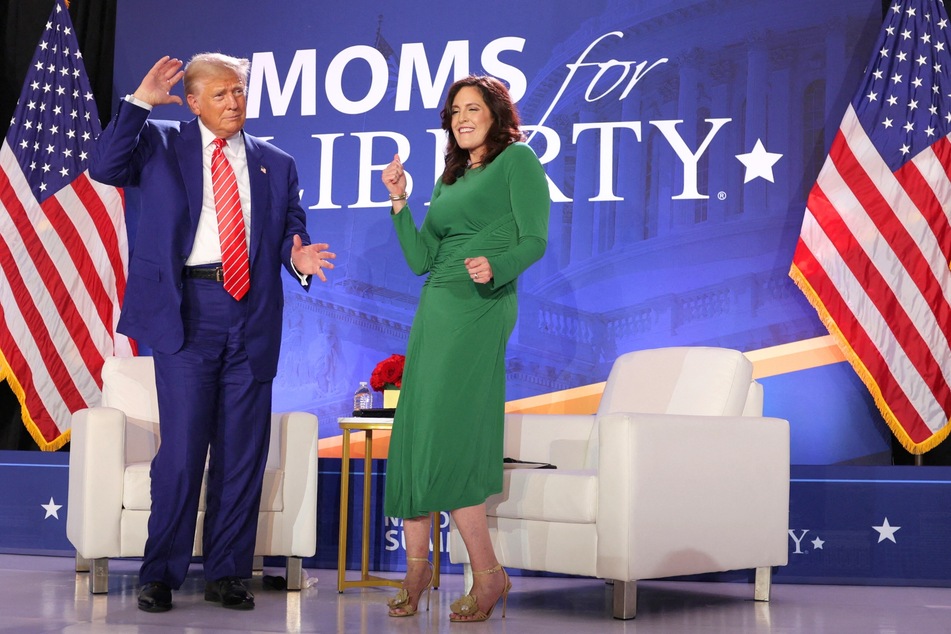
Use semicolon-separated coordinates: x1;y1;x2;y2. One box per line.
596;412;790;582
274;411;318;556
66;407;127;559
503;413;595;470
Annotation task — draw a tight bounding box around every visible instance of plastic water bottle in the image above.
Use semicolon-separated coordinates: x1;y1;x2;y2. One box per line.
353;381;372;411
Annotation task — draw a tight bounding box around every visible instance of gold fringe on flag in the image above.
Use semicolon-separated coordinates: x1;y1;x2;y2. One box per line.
0;347;70;451
789;263;951;456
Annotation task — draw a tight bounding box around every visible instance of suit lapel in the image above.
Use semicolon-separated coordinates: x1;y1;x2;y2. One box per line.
244;134;270;265
174;119;204;232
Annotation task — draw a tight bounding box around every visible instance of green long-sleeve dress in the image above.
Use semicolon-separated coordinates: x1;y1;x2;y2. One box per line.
383;142;550;519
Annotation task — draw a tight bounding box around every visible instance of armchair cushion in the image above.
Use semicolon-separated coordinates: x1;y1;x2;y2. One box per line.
121;463;151;511
489;468;597;524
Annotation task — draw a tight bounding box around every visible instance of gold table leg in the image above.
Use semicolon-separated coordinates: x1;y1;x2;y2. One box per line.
336;428;351;592
337;426;401;592
360;430;373;581
432;512;441;588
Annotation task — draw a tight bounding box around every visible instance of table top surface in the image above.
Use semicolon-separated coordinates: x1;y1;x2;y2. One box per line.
337;417;394;430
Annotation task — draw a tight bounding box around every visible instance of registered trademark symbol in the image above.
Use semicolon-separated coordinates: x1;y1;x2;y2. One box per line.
717;191;727;201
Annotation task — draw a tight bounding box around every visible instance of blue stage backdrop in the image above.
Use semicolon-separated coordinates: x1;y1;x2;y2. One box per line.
112;0;888;460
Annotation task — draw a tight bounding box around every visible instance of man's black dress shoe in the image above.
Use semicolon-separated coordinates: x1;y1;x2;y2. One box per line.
137;581;172;612
204;576;255;610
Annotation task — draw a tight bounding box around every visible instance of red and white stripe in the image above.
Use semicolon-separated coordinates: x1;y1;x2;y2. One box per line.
211;139;250;301
0;140;131;449
791;104;951;449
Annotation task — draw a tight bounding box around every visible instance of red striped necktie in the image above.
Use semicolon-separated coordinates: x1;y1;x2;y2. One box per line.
211;138;250;300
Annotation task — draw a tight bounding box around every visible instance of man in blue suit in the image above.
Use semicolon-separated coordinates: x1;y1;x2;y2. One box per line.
90;53;335;612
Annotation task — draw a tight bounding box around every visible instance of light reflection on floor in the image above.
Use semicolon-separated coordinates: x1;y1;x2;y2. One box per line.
4;554;951;633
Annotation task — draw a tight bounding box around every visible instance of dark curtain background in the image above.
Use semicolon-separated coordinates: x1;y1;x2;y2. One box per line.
0;0;116;449
1;0;116;136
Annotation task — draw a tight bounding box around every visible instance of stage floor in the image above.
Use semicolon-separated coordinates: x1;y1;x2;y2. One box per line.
4;553;951;633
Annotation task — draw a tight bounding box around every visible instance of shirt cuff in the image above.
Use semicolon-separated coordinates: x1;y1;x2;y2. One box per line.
123;94;153;110
290;258;310;287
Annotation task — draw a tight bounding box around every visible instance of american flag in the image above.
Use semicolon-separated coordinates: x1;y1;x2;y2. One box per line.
791;0;951;453
0;0;131;450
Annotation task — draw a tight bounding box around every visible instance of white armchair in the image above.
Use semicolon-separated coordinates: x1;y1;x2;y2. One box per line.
448;346;790;619
66;356;318;593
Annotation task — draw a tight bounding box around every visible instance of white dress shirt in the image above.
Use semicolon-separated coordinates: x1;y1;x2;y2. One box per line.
187;120;251;266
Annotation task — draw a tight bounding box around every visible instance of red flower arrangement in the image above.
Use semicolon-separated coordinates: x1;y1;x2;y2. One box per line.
370;354;405;392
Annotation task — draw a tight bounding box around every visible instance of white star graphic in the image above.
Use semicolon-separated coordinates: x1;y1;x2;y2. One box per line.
41;497;62;520
735;139;783;183
811;536;825;550
873;517;901;543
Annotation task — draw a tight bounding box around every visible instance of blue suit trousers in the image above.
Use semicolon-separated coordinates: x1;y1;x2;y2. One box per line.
139;275;272;588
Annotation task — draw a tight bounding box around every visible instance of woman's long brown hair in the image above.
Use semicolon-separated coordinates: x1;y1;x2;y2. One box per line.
439;75;523;185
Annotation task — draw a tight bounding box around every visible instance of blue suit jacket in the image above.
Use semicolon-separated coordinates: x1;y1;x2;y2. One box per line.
90;100;311;381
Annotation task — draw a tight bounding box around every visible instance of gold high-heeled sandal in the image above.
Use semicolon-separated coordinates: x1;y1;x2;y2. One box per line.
386;557;434;617
449;564;511;623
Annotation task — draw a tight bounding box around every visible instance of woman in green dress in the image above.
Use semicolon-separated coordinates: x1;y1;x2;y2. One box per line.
380;75;550;622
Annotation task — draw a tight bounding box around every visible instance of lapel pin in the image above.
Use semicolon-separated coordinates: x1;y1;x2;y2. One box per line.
260;166;267;174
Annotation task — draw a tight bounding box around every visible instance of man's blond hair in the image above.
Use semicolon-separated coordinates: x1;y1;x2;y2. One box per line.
183;52;250;96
